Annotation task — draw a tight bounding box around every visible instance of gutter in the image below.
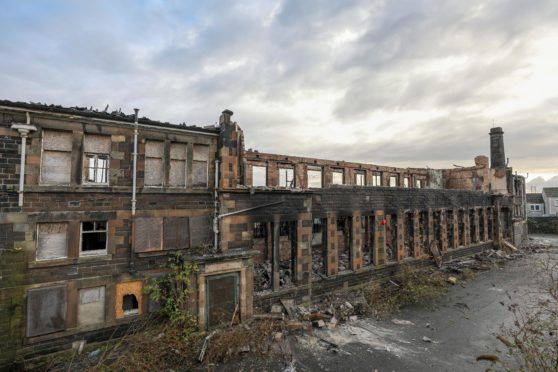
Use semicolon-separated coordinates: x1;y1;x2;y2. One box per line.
11;112;36;207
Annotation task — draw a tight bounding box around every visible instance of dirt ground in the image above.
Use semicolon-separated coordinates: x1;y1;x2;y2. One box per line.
220;234;558;372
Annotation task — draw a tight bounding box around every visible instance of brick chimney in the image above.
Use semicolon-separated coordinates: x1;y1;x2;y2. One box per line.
219;109;233;125
489;127;506;168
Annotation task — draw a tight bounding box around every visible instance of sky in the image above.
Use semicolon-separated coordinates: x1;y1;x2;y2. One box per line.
1;0;557;181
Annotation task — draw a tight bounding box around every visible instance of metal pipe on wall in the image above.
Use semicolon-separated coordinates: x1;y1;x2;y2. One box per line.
11;112;36;207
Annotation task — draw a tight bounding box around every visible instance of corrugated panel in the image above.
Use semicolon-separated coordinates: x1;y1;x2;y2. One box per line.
134;217;162;252
192;160;208;187
193;144;209;161
42;130;72;151
144;158;163;186
84;134;111;154
169;159;186;187
190;215;212;248
27;285;67;337
145;140;164;158
164;217;190;250
170;143;187;160
41;151;71;184
37;223;68;260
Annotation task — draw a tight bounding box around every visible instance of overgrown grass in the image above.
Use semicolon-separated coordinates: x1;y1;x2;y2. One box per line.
460;267;476;281
363;264;449;319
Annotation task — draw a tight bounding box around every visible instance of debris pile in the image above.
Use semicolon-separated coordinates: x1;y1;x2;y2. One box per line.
254;262;295;291
338;252;350;271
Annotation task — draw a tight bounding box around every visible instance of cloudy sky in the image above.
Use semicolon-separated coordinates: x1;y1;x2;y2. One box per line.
1;0;557;179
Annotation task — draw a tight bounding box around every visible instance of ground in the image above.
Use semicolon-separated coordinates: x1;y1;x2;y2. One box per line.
220;234;558;372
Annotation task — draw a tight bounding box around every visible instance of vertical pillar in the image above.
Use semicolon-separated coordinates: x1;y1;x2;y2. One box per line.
452;208;459;249
463;209;470;247
494;206;503;249
265;222;272;261
474;208;480;243
396;211;405;261
427;208;434;252
272;215;280;291
374;210;386;266
440;209;448;253
325;212;338;276
482;208;489;242
351;211;363;270
296;213;312;285
413;210;420;257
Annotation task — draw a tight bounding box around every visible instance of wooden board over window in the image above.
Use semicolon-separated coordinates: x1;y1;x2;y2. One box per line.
164;217;190;250
27;286;67;337
134;217;162;252
42;130;73;151
84;134;111;154
37;222;68;260
190;215;212;248
78;286;106;327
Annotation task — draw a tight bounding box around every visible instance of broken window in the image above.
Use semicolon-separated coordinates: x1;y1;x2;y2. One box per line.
389;175;398;187
253;222;265;239
169;142;187;187
416;179;423;188
252;165;267;187
279;221;291;236
372;172;382;186
145;140;164;186
332;170;343;185
41;130;72;185
134;217;163;252
83;134;111;184
278;167;294;188
193;144;209;188
122;294;139;316
81;221;107;256
307;166;322;188
37;222;68;261
27;285;67;337
78;286;105;327
355;172;365;186
403;177;410;188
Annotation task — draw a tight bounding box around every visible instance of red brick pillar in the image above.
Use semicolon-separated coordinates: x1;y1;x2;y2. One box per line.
351;211;363;270
325;212;338;276
374;210;386;266
296;213;312;285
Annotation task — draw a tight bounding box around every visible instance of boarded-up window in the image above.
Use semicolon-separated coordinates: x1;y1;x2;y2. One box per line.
169;143;187;187
41;130;72;184
190;215;212;248
83;134;111;184
27;286;67;337
145;141;164;186
164;217;190;250
206;273;239;328
78;286;105;327
332;170;343;185
278;167;294;188
252;165;267;187
134;217;162;252
307;166;322;188
37;222;68;260
355;172;365;186
193;145;209;188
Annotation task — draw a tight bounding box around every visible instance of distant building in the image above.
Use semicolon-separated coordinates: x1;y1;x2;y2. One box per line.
526;193;545;216
542;187;558;216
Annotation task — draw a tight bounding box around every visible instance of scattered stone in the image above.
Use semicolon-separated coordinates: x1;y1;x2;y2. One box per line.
88;349;101;358
391;319;414;326
328;316;339;329
345;301;354;309
422;336;432;343
349;315;358;322
447;276;458;285
271;304;283;314
274;332;284;342
313;320;326;328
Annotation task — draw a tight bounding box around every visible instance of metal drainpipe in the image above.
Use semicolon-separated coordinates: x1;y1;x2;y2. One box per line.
213;159;220;251
11;112;36;207
129;108;139;273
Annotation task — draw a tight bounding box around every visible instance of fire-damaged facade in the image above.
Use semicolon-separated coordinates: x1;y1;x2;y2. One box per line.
0;101;527;367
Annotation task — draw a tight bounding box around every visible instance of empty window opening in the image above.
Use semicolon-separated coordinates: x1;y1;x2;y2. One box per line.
355;172;365;186
403;177;410;188
416;179;423;188
307;166;322;188
469;210;477;244
253;222;265;239
337;216;351;271
404;212;414;258
447;210;455;248
419;212;429;255
122;294;139;316
41;130;72;185
279;167;294;188
386;215;397;262
389;175;398;187
278;221;297;287
81;221;107;255
332;170;343;185
311;218;326;277
487;208;494;240
145;140;164;186
253;221;272;291
458;210;465;246
365;215;375;265
433;211;442;252
252;165;267;187
479;210;485;242
372;172;382;186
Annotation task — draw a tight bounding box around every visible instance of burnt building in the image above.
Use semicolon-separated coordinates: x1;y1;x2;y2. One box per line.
0;101;527;367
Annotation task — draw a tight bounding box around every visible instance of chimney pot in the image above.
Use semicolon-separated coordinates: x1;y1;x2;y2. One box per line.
220;109;234;124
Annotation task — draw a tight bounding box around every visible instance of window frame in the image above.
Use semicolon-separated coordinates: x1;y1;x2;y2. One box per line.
332;170;344;185
169;142;188;188
144;140;165;187
36;222;69;261
307;166;323;188
372;172;382;186
278;167;295;188
79;221;108;257
355;172;365;186
389;175;398;187
40;130;73;185
403;177;410;188
84;153;110;185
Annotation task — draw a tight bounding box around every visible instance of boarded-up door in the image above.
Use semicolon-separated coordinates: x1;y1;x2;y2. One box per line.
206;273;239;329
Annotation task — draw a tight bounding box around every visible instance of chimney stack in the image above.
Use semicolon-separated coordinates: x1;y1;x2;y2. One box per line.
489;127;506;168
219;109;233;125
